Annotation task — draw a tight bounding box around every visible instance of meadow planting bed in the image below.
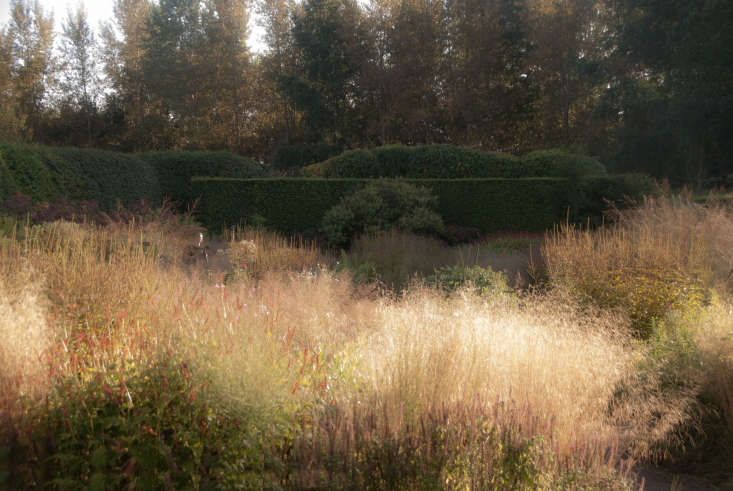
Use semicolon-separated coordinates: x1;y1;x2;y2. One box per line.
0;195;732;489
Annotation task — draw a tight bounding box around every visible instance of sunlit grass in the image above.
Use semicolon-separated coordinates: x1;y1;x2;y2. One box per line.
542;193;733;481
2;195;731;487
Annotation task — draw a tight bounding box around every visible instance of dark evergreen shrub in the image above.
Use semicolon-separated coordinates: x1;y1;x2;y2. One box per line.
321;180;445;249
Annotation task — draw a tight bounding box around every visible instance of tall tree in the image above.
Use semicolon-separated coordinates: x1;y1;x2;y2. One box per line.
385;0;446;144
281;0;369;143
142;0;206;146
256;0;298;146
58;4;102;145
0;25;27;141
526;0;609;149
608;0;733;185
443;0;535;149
101;0;162;150
5;0;54;139
201;0;253;151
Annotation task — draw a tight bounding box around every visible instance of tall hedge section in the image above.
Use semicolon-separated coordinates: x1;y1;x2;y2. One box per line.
0;143;267;213
0;142;161;208
192;176;653;236
140;150;264;208
191;178;583;235
303;144;608;179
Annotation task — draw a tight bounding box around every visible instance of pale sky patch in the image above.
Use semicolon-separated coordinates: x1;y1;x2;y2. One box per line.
0;0;265;52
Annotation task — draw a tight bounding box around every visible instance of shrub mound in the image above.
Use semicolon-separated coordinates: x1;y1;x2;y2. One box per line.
427;265;511;297
304;144;608;179
321;180;445;248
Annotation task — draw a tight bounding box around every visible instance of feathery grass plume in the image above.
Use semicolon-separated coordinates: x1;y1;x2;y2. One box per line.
0;267;51;417
225;225;332;280
543;193;733;336
299;287;635;486
695;296;733;436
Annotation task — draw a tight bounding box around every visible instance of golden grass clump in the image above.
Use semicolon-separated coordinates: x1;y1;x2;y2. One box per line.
692;296;733;435
349;289;632;456
0;267;51;413
543;194;733;336
545;193;733;288
225;226;332;279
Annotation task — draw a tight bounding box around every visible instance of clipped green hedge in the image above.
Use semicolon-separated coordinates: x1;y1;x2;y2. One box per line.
192;176;651;236
520;149;608;179
303;144;607;179
140;150;264;208
0;143;268;212
192;178;364;235
569;173;658;224
271;142;342;170
53;147;162;209
192;178;577;235
0;151;17;201
0;142;161;208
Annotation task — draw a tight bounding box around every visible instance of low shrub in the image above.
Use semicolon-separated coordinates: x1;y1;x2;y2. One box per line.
10;361;269;489
336;250;380;284
427;265;511;297
568;266;708;338
608;298;733;477
321;180;445;248
543;194;732;337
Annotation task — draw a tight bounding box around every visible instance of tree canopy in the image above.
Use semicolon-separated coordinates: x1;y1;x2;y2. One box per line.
0;0;730;185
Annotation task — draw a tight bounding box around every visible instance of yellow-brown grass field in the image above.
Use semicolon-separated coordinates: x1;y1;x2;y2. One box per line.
1;194;731;489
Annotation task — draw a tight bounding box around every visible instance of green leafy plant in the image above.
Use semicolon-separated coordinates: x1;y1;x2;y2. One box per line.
321;180;445;248
9;359;285;489
336;250;379;284
427;265;511;297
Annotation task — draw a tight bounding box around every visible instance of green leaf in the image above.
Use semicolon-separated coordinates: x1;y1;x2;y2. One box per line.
90;446;107;472
89;472;106;491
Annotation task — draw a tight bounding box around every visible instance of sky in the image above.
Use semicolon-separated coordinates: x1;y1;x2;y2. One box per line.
0;0;265;52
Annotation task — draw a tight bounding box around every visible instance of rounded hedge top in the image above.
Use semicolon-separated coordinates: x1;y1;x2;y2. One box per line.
303;144;607;179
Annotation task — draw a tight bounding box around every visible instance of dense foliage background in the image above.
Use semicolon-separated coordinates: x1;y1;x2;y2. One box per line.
1;0;731;186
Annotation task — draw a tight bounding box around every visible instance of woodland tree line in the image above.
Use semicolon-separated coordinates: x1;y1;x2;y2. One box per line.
0;0;731;185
